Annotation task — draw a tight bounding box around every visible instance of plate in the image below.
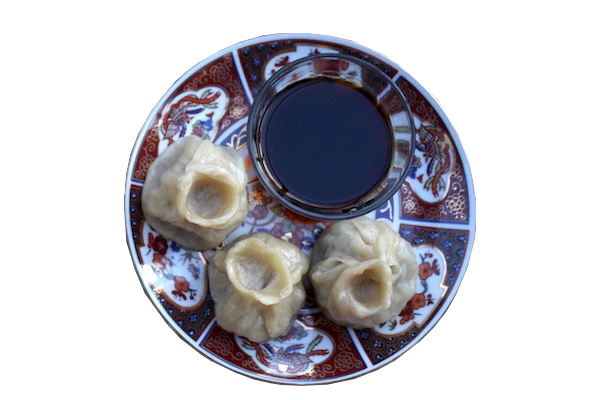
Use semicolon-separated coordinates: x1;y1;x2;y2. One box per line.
125;33;475;385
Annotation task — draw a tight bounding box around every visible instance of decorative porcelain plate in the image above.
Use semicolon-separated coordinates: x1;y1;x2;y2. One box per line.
125;33;475;385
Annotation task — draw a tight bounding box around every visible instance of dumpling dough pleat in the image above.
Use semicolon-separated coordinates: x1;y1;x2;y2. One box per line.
310;217;418;328
141;136;249;251
209;233;309;342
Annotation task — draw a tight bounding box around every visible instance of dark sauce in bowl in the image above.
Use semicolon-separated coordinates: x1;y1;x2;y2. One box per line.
262;77;394;207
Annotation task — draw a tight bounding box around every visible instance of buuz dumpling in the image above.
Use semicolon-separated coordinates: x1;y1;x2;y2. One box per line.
209;233;309;342
309;217;418;329
141;136;249;251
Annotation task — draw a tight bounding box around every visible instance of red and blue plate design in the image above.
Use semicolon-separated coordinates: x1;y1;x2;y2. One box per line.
125;34;475;385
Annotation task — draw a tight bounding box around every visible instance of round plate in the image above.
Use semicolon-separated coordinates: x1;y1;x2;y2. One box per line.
125;33;475;385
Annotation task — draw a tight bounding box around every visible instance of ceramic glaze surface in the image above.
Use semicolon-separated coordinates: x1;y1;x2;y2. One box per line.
125;34;475;385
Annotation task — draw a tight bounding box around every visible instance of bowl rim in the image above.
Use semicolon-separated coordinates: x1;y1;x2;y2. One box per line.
247;52;416;220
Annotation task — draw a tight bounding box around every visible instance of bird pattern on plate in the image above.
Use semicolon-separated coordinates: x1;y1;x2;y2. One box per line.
125;34;474;385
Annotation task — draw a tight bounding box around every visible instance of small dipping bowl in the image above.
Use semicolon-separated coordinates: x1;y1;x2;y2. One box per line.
248;53;416;220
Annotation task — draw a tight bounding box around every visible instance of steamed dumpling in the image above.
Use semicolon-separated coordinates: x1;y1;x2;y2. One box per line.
142;136;248;251
310;217;418;329
209;233;309;342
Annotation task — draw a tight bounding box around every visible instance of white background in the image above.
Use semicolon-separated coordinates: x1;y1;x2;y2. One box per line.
2;1;598;399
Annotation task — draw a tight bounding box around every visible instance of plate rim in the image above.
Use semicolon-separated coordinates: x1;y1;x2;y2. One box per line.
124;32;476;385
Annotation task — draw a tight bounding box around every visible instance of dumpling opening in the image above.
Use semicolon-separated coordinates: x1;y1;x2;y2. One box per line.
226;238;294;305
187;177;234;219
351;269;387;309
236;255;276;291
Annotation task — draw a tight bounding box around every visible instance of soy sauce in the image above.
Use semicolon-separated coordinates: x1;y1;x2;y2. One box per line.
262;77;393;206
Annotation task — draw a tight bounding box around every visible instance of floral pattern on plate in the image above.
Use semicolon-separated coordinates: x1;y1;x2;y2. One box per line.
354;224;470;365
237;38;398;98
139;223;207;310
125;34;475;384
373;246;447;335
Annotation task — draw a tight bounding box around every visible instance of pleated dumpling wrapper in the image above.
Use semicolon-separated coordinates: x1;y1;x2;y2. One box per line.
141;136;249;251
310;217;418;329
209;233;309;342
